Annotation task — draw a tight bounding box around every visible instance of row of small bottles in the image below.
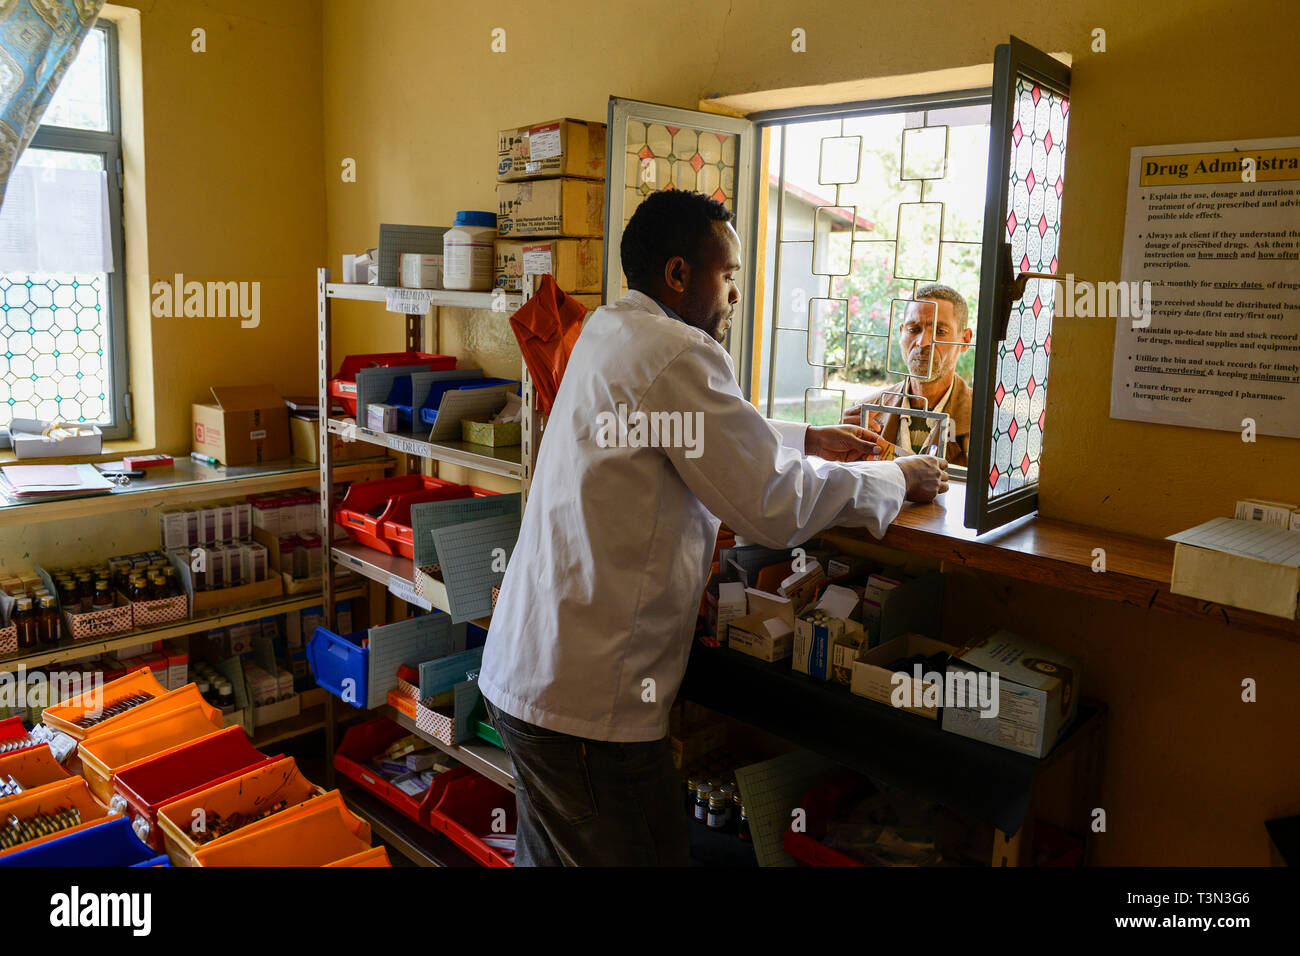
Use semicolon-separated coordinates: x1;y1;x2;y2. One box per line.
49;559;181;614
687;774;750;840
10;594;60;650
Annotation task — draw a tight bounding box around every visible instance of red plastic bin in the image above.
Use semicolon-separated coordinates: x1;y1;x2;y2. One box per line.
333;716;439;827
424;766;517;867
0;716;36;755
335;476;474;556
330;352;455;418
782;774;871;867
110;726;279;851
382;479;478;559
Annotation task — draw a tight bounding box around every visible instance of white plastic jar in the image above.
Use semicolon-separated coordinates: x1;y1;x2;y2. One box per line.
443;210;497;291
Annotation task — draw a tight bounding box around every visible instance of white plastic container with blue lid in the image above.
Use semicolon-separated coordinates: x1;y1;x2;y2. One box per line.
443;210;497;291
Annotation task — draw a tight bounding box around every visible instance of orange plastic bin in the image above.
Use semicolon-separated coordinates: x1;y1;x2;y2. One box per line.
326;846;392;867
76;700;224;804
190;792;372;867
42;666;170;741
0;745;72;797
157;756;325;865
0;777;111;858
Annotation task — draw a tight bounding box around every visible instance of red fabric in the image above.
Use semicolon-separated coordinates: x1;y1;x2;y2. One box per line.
508;273;588;416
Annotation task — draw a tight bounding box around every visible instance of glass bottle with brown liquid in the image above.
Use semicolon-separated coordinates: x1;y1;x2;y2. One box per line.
37;596;59;646
13;597;37;649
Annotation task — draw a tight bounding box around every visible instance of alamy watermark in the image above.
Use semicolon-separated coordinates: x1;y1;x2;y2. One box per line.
594;404;704;459
0;667;103;714
890;665;1000;717
150;273;260;328
1050;274;1153;328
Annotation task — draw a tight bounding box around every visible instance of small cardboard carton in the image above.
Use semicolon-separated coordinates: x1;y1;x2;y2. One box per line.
850;633;962;719
792;585;861;681
497;178;604;238
728;589;795;662
192;384;290;466
497;118;607;182
494;238;603;293
9;419;103;459
940;630;1081;757
288;416;371;463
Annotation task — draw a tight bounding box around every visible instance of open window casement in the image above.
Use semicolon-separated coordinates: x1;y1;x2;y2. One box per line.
965;37;1072;533
603;97;757;397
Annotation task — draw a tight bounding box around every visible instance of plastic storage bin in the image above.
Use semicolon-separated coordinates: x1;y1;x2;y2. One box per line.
0;745;72;796
157;755;325;865
330;352;455;418
308;613;460;710
76;701;225;804
0;816;168;867
384;374;486;432
333;716;438;826
335;475;471;555
41;665;171;741
109;726;276;851
419;379;520;427
380;478;476;559
0;715;35;754
0;777;110;858
190;792;371;867
325;846;392;867
424;766;517;867
782;775;873;867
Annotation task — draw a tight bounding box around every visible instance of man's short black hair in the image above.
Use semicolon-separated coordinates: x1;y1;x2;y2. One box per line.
620;189;734;288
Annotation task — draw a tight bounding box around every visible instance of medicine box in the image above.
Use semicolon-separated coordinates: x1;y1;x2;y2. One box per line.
1234;498;1297;529
792;585;861;680
496;178;604;238
728;589;796;662
191;384;291;467
940;630;1081;757
497;118;606;182
367;403;400;433
494;238;603;293
399;253;443;290
850;633;962;720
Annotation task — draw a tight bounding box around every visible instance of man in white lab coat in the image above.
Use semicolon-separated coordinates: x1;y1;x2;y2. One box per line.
480;189;946;866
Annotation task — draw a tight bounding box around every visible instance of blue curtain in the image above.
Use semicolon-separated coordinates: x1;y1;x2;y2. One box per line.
0;0;104;206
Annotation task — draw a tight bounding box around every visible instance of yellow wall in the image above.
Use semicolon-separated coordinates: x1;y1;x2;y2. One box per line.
112;0;326;454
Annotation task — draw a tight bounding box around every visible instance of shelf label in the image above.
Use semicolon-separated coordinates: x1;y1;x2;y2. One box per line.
389;574;432;610
385;288;434;315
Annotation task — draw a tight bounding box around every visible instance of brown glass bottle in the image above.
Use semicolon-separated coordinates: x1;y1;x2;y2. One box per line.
37;596;59;646
92;580;112;610
75;573;93;612
13;598;37;649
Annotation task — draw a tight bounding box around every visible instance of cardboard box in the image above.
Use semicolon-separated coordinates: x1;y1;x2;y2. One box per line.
494;238;603;293
367;403;400;433
289;416;372;463
728;589;795;662
460;418;521;447
192;384;291;466
850;633;961;719
497;118;606;181
1171;536;1299;620
9;419;103;459
1234;498;1298;529
792;586;862;681
940;631;1081;758
497;178;604;238
669;720;728;771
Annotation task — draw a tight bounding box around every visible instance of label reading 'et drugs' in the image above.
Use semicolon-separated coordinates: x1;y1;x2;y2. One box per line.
527;124;562;160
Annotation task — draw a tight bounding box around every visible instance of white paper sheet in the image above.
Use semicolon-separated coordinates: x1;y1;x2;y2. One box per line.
1168;517;1300;567
0;166;113;274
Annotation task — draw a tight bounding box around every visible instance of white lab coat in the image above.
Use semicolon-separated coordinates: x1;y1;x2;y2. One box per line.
479;290;907;742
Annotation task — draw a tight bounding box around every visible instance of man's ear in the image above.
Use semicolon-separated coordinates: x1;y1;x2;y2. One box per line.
664;255;689;294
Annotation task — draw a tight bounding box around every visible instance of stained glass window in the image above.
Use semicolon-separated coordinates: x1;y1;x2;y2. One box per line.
624;121;738;225
986;80;1069;498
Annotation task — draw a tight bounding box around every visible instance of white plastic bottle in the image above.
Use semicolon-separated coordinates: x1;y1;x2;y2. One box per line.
443;210;497;291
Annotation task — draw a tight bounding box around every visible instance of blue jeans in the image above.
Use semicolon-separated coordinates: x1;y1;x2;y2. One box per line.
484;698;690;866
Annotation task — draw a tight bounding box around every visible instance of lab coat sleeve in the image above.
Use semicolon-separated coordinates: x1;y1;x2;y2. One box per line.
766;418;807;453
641;340;908;546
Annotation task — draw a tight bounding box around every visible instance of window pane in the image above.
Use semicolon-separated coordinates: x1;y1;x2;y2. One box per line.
0;273;111;427
986;80;1069;499
43;27;109;132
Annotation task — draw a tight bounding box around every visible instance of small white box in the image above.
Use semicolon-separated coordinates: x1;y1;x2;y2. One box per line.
367;403;401;433
9;419;103;459
342;253;371;284
399;253;443;290
1234;498;1297;529
200;507;220;545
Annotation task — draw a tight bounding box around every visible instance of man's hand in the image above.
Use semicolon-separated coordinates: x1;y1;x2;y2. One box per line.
895;454;949;502
806;424;886;462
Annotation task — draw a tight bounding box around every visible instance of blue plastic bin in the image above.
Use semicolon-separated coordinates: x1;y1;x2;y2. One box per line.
0;817;169;867
305;626;371;708
418;379;520;426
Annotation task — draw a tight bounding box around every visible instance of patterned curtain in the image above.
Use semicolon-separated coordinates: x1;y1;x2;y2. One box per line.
0;0;104;206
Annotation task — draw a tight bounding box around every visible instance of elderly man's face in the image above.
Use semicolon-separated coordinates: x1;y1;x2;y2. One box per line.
898;297;973;383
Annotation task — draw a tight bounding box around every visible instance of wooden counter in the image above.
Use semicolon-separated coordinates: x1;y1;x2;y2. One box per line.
831;482;1300;644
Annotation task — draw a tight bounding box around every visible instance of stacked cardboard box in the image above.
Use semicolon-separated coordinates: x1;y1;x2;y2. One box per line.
495;118;607;300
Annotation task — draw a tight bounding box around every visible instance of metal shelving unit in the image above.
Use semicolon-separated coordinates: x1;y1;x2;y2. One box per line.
383;704;515;792
317;270;541;798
